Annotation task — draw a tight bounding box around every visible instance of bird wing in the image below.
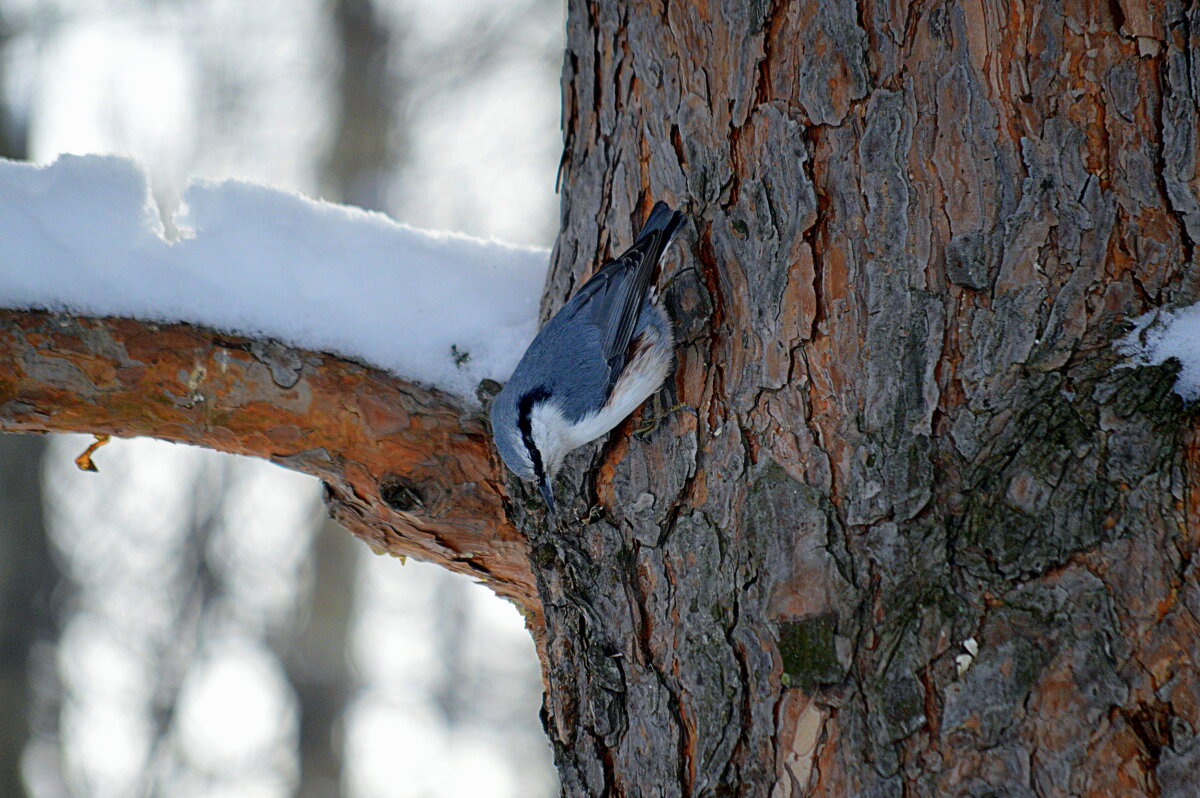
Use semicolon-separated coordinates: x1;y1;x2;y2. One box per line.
565;203;683;398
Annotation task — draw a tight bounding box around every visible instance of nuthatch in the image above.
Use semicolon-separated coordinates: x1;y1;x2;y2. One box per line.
489;201;685;512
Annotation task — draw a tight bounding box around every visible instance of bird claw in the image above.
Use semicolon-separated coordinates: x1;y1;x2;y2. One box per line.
573;503;607;524
634;400;697;439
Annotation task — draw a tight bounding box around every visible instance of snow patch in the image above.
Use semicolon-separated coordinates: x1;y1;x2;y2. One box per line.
0;154;547;399
1119;306;1200;400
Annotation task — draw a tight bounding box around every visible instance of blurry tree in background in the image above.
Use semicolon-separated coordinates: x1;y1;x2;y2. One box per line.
322;0;398;213
0;24;61;797
0;435;59;798
280;517;357;798
0;5;27;156
37;441;315;797
0;0;561;796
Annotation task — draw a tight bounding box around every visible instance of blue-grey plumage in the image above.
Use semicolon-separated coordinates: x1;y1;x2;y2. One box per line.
490;201;686;511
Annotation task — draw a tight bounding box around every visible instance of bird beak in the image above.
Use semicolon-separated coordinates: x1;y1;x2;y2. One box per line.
538;476;555;514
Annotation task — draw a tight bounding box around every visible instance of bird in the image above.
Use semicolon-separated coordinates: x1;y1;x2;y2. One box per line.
489;201;686;513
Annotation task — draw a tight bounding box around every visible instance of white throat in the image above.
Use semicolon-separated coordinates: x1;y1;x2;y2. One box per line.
529;401;575;479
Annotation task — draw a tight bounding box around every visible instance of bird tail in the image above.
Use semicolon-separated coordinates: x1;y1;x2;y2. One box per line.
597;201;686;397
635;201;685;255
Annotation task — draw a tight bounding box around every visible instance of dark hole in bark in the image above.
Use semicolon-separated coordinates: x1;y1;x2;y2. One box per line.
380;474;425;512
1122;699;1176;769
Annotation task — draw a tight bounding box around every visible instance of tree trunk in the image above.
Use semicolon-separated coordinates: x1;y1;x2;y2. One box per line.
3;1;1200;795
284;517;359;798
0;434;59;797
524;0;1200;794
321;0;398;214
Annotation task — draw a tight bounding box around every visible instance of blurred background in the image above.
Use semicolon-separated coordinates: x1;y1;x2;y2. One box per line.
0;0;563;796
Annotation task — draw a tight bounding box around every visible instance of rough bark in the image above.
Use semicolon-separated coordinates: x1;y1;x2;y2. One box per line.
520;0;1200;795
3;0;1200;796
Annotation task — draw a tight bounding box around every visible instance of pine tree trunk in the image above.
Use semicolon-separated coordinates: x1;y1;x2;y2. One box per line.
522;1;1200;794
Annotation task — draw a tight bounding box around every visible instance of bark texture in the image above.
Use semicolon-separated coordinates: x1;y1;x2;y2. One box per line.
523;0;1200;795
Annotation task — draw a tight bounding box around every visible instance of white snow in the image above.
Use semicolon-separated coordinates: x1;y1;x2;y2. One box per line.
0;154;548;399
1120;306;1200;400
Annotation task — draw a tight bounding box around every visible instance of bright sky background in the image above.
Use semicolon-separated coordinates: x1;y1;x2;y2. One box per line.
4;0;564;795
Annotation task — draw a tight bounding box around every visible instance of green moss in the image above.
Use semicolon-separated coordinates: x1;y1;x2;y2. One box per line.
880;671;926;739
778;613;843;692
883;582;964;632
952;360;1196;583
1009;635;1047;692
532;543;557;569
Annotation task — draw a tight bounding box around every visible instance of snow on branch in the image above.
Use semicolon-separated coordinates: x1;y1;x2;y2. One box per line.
0;154;547;399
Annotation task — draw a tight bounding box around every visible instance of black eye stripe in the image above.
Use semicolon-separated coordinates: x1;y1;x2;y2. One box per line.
517;387;551;480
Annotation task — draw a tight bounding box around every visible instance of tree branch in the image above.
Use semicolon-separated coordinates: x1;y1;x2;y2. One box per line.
0;308;538;613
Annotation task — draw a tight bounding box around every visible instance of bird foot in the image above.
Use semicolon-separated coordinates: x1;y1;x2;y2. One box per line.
573;503;607;525
634;400;697;439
